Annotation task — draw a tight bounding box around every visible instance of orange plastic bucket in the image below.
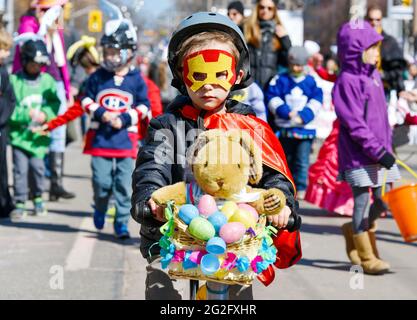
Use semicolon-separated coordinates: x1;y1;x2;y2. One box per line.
382;160;417;243
383;184;417;242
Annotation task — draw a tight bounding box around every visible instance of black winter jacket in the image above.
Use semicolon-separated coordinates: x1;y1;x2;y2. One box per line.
248;20;292;90
131;96;298;259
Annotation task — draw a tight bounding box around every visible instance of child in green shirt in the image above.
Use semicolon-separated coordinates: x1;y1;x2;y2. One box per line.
9;38;60;218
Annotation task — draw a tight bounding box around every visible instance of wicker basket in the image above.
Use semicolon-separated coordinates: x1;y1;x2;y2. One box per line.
167;205;267;286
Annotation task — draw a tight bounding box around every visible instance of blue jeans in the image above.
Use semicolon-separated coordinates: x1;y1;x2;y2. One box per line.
279;137;313;191
91;156;134;225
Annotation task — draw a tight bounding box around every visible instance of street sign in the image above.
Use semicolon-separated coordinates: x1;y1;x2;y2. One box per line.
88;10;103;33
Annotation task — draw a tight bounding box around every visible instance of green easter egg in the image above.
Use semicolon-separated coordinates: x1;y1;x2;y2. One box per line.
188;217;216;241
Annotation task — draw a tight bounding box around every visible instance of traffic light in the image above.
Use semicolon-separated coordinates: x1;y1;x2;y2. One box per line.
88;10;103;33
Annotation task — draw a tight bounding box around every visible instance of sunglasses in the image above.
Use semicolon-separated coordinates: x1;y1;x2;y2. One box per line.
368;18;381;22
259;5;275;11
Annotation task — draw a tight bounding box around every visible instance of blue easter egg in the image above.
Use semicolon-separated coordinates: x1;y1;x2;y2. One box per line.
178;204;199;225
207;211;228;234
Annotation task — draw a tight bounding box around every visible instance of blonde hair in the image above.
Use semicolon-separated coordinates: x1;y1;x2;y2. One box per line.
175;31;240;79
0;28;12;50
244;2;282;50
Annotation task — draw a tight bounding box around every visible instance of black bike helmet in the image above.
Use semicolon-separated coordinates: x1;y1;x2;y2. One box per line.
20;39;50;66
168;12;252;94
100;20;137;51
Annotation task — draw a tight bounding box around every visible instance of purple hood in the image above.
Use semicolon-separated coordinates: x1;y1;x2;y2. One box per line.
333;21;392;173
337;21;383;75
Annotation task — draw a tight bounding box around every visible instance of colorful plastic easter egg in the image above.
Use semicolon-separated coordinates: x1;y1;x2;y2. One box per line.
220;201;238;220
188;217;216;241
229;209;257;229
206;237;226;255
200;254;220;275
198;195;218;218
237;203;259;222
219;222;246;244
178;204;199;225
207;211;228;234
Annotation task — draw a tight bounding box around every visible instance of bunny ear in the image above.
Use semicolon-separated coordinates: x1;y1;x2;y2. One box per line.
14;32;43;46
38;5;62;36
99;0;123;20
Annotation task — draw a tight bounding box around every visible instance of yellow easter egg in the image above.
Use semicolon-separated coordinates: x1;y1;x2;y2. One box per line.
221;201;238;220
229;209;256;229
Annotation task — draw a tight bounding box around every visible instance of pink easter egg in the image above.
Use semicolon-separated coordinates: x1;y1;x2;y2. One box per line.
198;195;218;217
238;203;259;222
219;222;246;244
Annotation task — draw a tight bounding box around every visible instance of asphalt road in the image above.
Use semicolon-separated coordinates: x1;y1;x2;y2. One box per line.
1;140;416;300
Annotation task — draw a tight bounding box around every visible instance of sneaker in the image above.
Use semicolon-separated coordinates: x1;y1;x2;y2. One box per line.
34;197;48;216
10;203;27;220
94;209;106;230
114;222;130;239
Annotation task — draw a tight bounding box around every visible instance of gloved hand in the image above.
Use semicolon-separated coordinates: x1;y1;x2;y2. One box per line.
379;151;396;169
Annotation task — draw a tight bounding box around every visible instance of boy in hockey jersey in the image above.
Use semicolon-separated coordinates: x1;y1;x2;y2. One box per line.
81;18;150;238
265;46;323;198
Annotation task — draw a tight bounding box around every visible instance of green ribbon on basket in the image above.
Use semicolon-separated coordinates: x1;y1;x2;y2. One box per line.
256;224;278;246
160;201;175;238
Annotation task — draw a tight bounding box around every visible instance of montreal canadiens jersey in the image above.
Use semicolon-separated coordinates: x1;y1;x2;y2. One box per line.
81;67;150;158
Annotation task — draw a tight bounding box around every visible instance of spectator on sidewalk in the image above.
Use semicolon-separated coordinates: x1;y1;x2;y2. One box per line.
227;1;245;31
244;0;292;89
366;5;407;96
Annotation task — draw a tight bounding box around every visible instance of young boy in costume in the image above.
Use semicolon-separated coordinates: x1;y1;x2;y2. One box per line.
131;12;301;299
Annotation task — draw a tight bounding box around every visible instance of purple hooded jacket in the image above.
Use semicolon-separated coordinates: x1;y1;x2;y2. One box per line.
333;21;392;173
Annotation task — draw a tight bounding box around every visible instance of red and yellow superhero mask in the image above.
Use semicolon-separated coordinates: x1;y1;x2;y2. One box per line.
182;49;237;92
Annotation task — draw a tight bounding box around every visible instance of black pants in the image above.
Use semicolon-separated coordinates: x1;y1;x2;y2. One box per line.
0;128;13;216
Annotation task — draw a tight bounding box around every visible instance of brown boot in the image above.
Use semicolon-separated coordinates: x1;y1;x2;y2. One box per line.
341;222;361;265
353;232;390;275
